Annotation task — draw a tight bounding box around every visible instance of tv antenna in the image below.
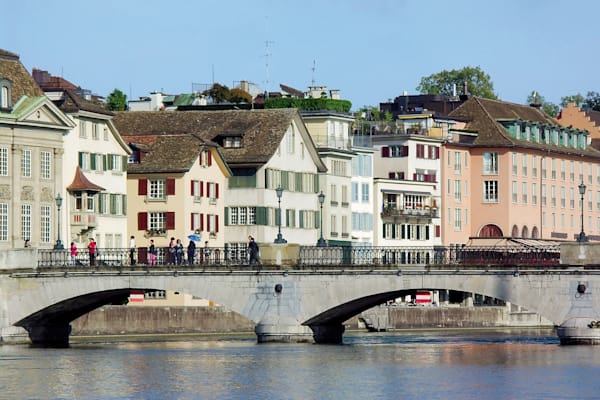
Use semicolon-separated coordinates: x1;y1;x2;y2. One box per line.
263;39;274;94
311;59;316;86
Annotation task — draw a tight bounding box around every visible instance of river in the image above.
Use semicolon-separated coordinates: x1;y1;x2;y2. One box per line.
2;328;600;399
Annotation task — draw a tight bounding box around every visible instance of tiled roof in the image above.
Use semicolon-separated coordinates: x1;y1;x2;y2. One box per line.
125;134;209;174
0;49;44;105
280;84;304;98
584;108;600;127
32;68;80;91
449;97;600;157
66;166;105;192
114;108;301;167
53;90;113;116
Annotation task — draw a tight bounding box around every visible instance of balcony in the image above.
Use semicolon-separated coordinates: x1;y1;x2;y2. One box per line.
70;211;97;228
381;207;439;219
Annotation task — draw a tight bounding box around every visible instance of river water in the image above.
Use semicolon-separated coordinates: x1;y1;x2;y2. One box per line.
2;328;600;400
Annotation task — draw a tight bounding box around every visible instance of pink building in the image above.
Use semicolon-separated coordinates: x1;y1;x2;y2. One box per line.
441;97;600;245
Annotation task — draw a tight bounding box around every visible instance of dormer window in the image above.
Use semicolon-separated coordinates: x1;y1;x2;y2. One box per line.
0;78;11;110
224;136;242;148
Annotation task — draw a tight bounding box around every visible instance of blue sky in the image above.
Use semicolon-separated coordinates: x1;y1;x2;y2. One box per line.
2;0;599;110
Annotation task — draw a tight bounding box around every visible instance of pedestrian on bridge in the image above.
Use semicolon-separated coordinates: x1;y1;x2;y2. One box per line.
248;236;259;266
70;242;78;266
88;238;96;266
148;240;157;266
187;240;196;265
130;235;136;265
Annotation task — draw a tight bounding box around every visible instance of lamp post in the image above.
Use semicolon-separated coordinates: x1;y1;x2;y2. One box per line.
317;191;326;247
578;182;588;242
54;193;64;250
274;186;287;244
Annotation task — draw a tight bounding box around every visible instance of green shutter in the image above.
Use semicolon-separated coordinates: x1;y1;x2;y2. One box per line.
299;210;304;228
78;152;83;168
103;154;107;171
224;207;229;225
314;174;319;193
314;211;319;229
110;194;116;214
90;153;96;170
98;193;105;214
122;156;127;171
282;171;289;190
295;173;302;193
256;206;268;225
122;194;127;215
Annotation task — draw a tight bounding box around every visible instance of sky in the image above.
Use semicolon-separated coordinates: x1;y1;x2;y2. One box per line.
2;0;600;111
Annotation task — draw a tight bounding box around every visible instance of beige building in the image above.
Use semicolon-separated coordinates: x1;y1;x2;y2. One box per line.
0;49;74;249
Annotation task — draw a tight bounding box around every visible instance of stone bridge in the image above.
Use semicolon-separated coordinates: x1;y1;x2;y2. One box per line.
2;243;600;346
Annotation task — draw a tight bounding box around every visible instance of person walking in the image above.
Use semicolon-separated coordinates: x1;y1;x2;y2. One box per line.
248;236;259;266
148;239;157;266
187;240;196;265
168;237;175;264
129;235;136;265
175;239;184;265
202;241;210;263
88;238;97;266
70;242;78;266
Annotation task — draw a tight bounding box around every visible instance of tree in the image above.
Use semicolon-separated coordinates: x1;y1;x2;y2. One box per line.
202;83;231;103
560;93;584;108
106;89;127;111
416;66;497;99
228;88;252;104
526;91;559;117
583;91;600;111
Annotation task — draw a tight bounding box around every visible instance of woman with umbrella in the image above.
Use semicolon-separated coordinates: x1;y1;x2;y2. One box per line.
187;239;196;265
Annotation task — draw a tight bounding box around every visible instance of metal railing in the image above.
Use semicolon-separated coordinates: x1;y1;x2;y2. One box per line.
36;245;561;269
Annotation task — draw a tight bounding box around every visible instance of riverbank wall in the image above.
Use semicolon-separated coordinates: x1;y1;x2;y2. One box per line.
70;305;553;336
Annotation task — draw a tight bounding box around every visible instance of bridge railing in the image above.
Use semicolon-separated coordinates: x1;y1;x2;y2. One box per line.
36;244;561;269
298;245;561;267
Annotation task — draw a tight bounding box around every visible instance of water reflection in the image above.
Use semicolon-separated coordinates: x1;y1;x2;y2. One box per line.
2;329;600;400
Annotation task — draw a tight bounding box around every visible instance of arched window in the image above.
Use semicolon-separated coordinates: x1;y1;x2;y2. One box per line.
511;225;519;237
521;226;529;238
479;224;503;237
0;79;11;109
531;226;539;239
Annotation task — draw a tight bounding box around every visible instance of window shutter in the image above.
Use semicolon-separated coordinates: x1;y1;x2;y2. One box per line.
381;147;389;157
90;153;96;170
215;215;219;232
435;147;440;159
138;179;147;195
137;212;147;230
166;212;175;229
190;213;194;230
166;179;175;195
122;156;127;171
413;173;417;181
315;211;319;228
388;172;395;179
224;207;229;225
78;152;83;168
215;183;219;198
256;207;267;225
205;181;210;197
425;225;430;240
207;151;212;166
110;194;116;215
200;213;204;231
402;146;409;157
190;180;195;196
102;154;107;171
107;154;113;170
401;225;406;239
122;195;127;215
199;181;204;197
399;172;405;180
299;210;304;228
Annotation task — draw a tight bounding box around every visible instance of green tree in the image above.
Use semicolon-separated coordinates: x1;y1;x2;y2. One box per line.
228;88;252;104
416;66;497;99
583;91;600;111
106;89;127;111
560;93;584;108
202;83;231;103
526;91;559;117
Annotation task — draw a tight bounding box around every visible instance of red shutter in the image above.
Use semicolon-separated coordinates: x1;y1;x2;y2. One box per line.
137;212;148;230
166;179;175;195
388;172;395;179
435;225;441;237
435;147;440;159
413;173;417;181
200;213;204;231
190;180;195;196
208;151;212;166
381;147;389;157
166;212;175;229
190;213;194;230
138;179;147;195
206;182;210;197
215;183;219;198
215;215;219;232
200;180;204;197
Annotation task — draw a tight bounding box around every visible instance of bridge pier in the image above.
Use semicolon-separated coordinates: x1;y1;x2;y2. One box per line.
255;316;313;343
557;281;600;345
310;324;345;344
25;324;72;348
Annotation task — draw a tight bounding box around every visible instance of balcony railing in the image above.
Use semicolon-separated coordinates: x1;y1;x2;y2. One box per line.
36;244;561;269
381;207;439;218
70;212;97;227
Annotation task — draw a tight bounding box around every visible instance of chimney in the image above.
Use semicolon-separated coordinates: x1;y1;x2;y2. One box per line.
459;81;469;101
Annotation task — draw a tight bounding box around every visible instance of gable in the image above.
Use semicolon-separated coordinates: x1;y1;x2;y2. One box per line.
11;96;74;130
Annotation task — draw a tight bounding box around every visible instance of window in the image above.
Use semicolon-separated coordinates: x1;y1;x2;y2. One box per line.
541;184;547;206
512;181;518;203
0;147;8;176
351;182;359;202
482;152;498;175
108;154;122;172
532;183;537;205
361;183;369;202
149;212;166;230
224;137;242;148
541;157;547;179
532;155;538;177
192;180;202;201
21;204;31;241
207;214;218;233
522;182;528;204
551;158;556;180
40;204;50;243
561;160;566;180
0;80;11;109
287;130;295;154
200;150;212;167
80;120;87;138
551;186;556;207
0;203;7;241
522;154;528;176
454;179;461;201
92;123;99;140
228;207;257;225
149;180;165;200
40;151;51;179
560;187;566;208
21;150;31;177
454;208;461;230
483;180;498;203
454;151;461;173
512;153;517;175
207;182;218;203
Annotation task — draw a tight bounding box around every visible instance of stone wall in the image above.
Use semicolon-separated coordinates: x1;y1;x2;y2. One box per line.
71;305;552;336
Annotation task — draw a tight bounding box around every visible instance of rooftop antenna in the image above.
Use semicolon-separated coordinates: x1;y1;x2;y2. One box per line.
311;59;316;87
264;39;274;96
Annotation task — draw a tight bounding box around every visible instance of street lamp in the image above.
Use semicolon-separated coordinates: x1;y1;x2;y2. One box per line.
274;186;287;244
578;182;588;242
317;191;326;247
54;193;64;250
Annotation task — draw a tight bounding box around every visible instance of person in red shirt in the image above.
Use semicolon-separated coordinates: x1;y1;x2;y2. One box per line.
88;238;97;266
